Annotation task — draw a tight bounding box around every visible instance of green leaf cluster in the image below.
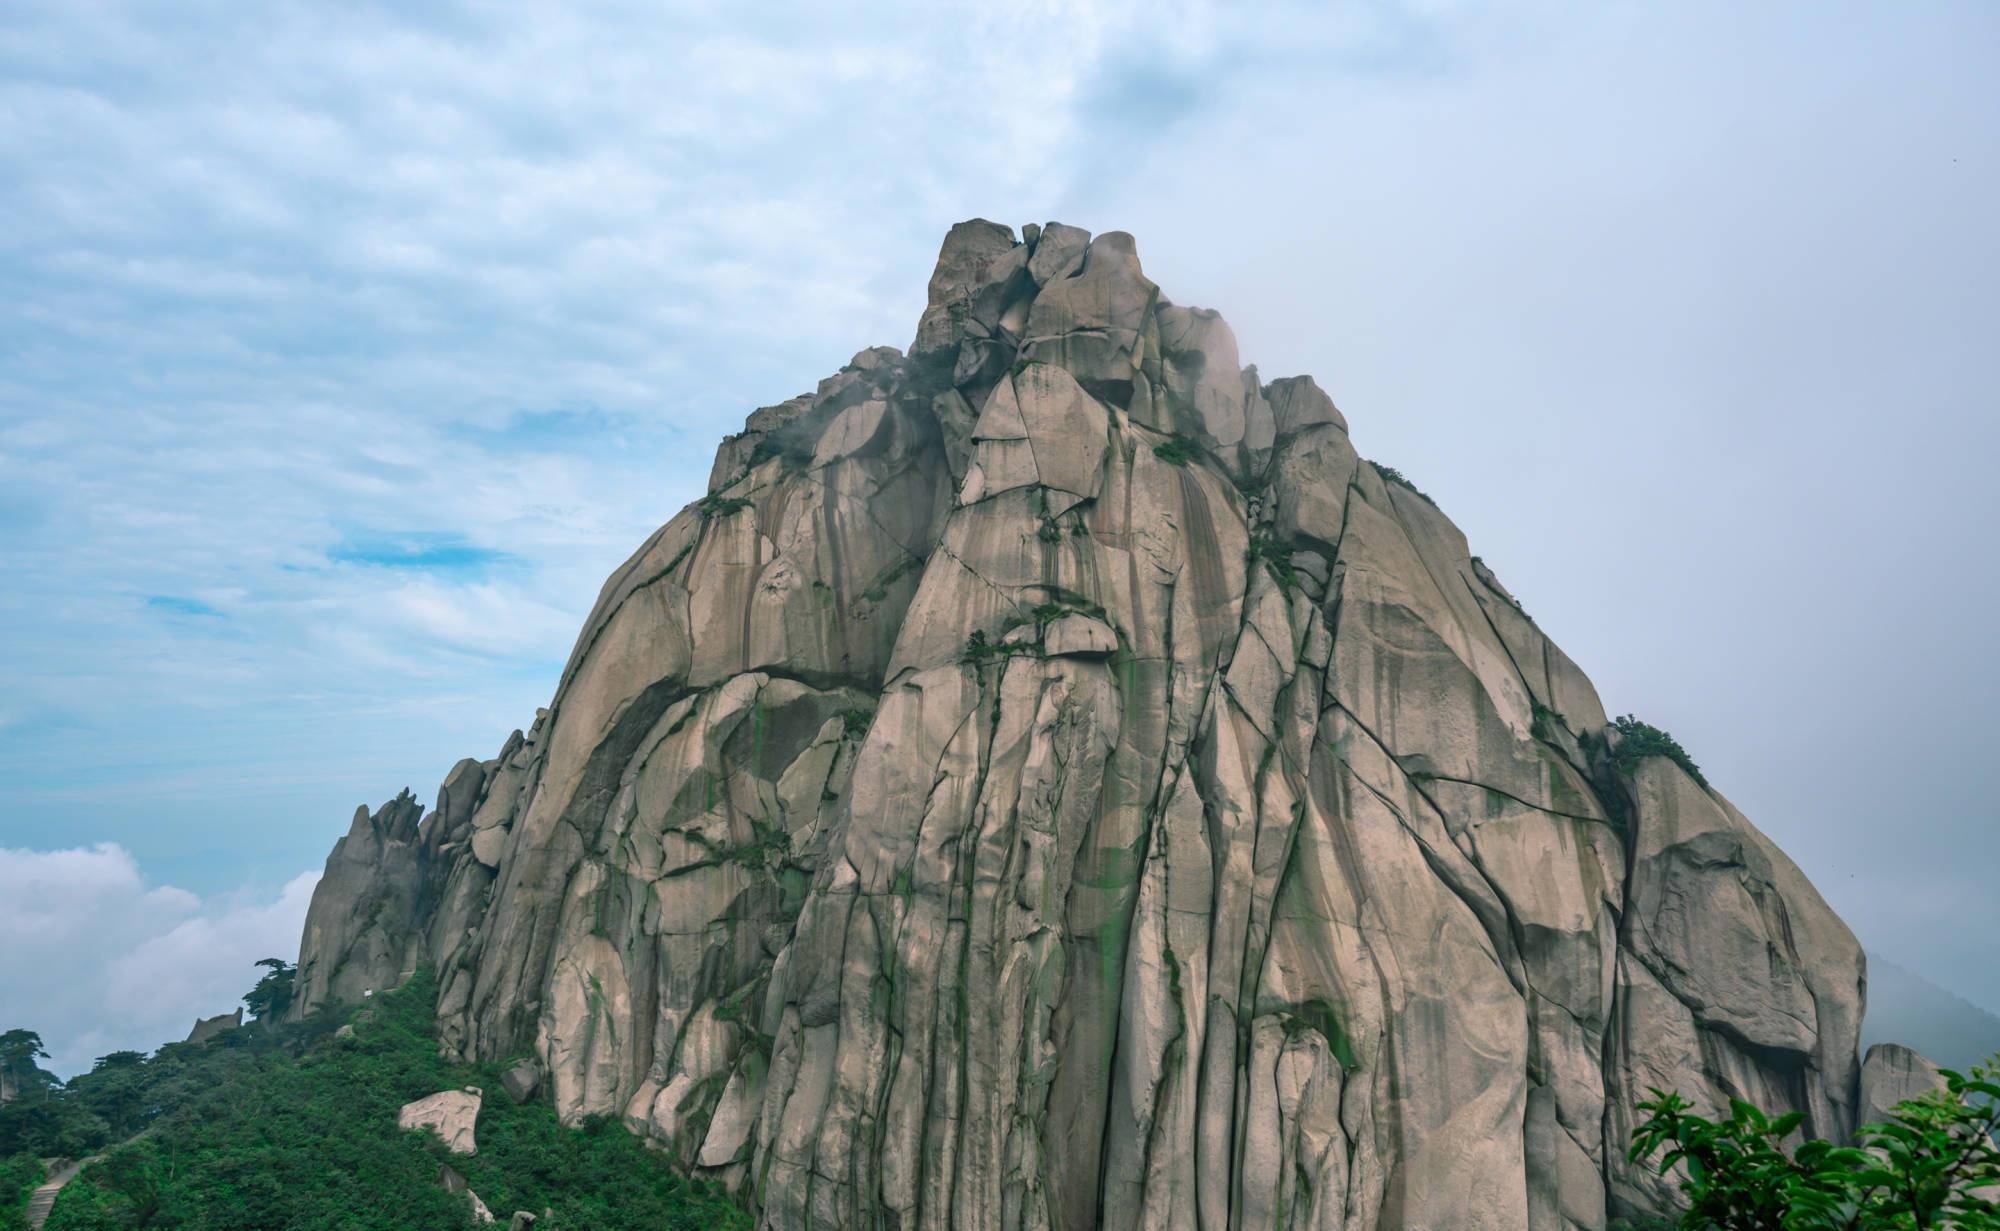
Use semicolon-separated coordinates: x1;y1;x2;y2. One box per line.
1368;460;1438;507
242;959;296;1023
695;493;753;520
1628;1054;2000;1228
959;627;1033;667
745;430;813;472
1245;528;1303;592
2;1153;45;1231
1610;714;1708;788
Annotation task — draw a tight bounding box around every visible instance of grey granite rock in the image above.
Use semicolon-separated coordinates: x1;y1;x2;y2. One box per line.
1857;1042;1947;1127
185;1009;241;1044
293;220;1873;1231
500;1058;541;1104
401;1088;482;1155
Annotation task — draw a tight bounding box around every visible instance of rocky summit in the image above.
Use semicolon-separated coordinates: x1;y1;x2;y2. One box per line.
291;219;1867;1230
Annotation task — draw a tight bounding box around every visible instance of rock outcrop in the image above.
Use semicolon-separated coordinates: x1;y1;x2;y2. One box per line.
399;1088;483;1155
499;1059;541;1104
184;1009;242;1044
294;220;1870;1229
1857;1042;1947;1127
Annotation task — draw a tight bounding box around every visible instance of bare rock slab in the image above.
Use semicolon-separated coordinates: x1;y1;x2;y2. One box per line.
400;1088;482;1155
1858;1042;1947;1127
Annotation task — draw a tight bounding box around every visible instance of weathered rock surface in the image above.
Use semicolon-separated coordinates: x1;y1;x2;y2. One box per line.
295;220;1876;1229
184;1009;242;1044
500;1059;542;1104
1857;1042;1947;1127
400;1088;482;1155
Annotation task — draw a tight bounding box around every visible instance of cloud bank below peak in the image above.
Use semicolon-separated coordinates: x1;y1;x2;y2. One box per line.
0;844;318;1076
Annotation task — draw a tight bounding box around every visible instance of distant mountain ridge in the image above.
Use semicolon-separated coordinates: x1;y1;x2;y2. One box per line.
1864;951;2000;1072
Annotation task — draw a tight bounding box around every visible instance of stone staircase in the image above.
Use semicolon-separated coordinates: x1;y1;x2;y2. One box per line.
25;1156;99;1230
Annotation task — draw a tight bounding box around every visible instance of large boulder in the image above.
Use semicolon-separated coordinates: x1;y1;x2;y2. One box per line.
1857;1042;1947;1127
499;1059;541;1105
400;1088;482;1155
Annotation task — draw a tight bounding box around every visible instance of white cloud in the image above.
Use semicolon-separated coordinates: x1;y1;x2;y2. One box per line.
0;844;318;1075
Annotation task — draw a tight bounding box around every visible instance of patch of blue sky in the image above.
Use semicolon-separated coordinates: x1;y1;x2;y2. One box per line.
327;533;517;573
448;407;629;453
145;595;224;618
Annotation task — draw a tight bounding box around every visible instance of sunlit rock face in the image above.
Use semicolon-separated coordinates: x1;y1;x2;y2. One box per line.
293;220;1866;1230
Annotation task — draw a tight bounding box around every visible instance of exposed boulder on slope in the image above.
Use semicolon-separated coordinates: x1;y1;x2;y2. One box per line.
1856;1042;1947;1127
400;1088;483;1155
293;220;1868;1230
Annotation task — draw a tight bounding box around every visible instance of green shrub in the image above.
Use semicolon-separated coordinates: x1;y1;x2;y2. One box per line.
696;493;753;520
1609;714;1707;788
745;426;813;473
1151;436;1198;466
22;970;746;1231
1368;460;1437;507
1245;529;1302;592
1;1154;44;1231
960;628;1034;667
1628;1054;2000;1227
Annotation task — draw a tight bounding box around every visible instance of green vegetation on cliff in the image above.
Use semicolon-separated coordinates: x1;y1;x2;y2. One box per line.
1;969;745;1231
1609;713;1708;788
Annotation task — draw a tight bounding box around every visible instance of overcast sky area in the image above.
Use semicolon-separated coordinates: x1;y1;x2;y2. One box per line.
1;0;1993;1074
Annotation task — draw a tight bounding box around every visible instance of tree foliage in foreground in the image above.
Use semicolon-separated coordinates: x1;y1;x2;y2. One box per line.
2;1153;46;1231
3;966;746;1231
1628;1055;2000;1229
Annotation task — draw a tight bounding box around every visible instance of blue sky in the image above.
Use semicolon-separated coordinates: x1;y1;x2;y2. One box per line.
2;0;1995;1073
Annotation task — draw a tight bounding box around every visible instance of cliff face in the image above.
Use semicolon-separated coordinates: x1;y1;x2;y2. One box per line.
292;219;1865;1230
